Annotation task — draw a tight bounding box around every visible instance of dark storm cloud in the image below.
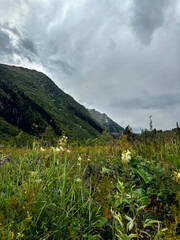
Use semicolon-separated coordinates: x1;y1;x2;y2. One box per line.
0;0;179;130
131;0;170;44
0;23;38;63
0;28;12;54
20;38;37;55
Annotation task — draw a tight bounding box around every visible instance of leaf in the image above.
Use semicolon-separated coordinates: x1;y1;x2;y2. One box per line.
133;188;151;206
92;216;108;228
133;169;154;184
143;219;162;228
125;215;134;232
128;234;137;239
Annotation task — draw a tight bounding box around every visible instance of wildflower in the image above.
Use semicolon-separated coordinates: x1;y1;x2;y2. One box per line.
9;230;14;239
55;147;60;152
40;147;45;152
35;179;42;183
51;147;55;151
145;229;150;232
26;211;32;222
76;178;82;183
121;150;131;163
59;146;64;151
77;156;82;166
177;172;180;183
17;233;24;238
67;149;70;153
30;171;38;178
102;167;110;174
173;171;180;183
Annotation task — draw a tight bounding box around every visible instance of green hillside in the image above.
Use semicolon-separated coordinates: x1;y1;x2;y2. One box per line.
0;64;103;141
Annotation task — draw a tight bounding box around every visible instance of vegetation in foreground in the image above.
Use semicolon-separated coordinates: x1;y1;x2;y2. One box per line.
0;134;180;240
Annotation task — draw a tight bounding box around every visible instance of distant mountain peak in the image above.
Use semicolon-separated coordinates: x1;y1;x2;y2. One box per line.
88;108;124;138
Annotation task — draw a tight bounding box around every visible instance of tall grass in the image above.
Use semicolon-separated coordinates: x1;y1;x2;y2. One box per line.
0;135;179;239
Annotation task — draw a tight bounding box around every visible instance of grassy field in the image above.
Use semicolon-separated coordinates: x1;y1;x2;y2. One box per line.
0;135;180;239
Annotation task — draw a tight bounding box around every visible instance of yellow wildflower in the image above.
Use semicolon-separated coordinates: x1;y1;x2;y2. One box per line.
30;171;38;178
9;230;14;240
40;147;45;152
173;171;180;183
26;211;32;222
102;167;110;174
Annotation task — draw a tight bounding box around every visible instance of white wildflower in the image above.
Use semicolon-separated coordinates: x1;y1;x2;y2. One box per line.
76;178;82;183
59;146;64;151
121;150;131;163
55;148;60;152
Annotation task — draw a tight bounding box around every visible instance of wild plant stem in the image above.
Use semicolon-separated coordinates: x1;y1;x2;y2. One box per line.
124;163;139;240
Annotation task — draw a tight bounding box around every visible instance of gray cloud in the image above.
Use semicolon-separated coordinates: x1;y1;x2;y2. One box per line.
111;93;180;110
20;38;37;55
0;22;38;63
0;0;179;130
48;59;74;75
131;0;170;44
0;28;12;55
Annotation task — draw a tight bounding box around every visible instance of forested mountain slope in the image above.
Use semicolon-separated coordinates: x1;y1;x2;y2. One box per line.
0;64;103;141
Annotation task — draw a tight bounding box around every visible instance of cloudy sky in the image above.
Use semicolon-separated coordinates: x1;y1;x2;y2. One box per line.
0;0;180;131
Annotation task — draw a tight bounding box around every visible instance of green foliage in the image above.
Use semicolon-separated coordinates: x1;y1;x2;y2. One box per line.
0;133;180;239
0;64;103;142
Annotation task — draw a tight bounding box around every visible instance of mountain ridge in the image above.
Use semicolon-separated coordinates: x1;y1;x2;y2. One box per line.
0;64;103;141
88;108;124;138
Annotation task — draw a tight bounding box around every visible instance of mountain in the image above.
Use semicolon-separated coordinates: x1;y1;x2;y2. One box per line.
0;64;103;142
88;108;124;138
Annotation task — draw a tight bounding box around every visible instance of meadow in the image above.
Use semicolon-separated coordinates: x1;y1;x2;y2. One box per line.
0;134;180;240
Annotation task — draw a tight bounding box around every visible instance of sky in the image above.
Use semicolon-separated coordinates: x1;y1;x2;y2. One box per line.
0;0;180;132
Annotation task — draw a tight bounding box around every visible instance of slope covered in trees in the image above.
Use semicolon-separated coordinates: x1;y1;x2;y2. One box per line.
0;64;103;141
